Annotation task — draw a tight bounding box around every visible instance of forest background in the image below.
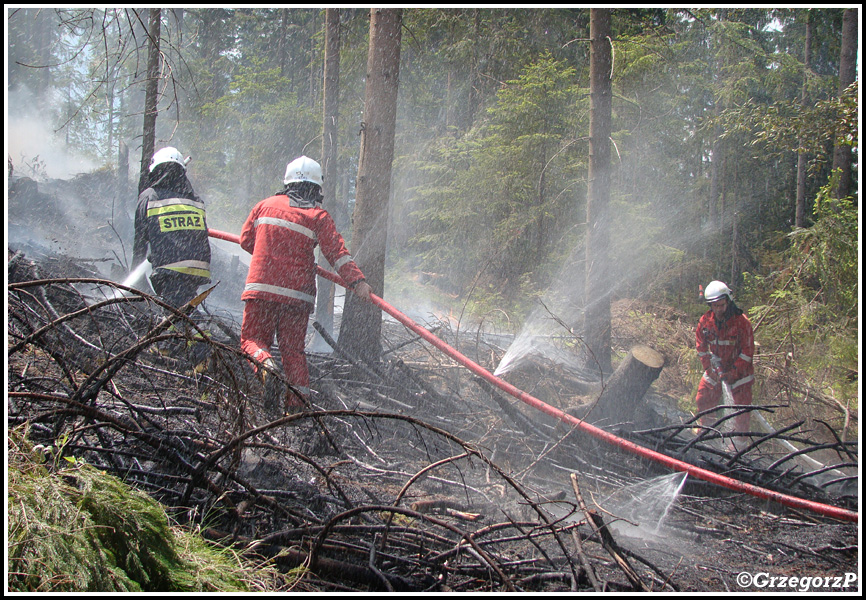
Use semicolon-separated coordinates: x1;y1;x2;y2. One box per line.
6;7;859;433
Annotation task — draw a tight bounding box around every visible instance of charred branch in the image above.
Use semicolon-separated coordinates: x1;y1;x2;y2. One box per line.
6;249;858;591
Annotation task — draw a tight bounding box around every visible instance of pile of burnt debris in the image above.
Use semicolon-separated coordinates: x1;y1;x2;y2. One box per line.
7;247;859;592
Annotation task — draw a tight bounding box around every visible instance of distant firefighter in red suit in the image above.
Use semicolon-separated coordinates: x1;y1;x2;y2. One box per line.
695;280;755;433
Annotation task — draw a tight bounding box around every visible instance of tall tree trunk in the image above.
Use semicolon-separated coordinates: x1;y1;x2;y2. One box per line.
171;8;184;41
139;8;161;194
278;8;289;77
466;9;481;128
831;7;857;200
707;11;727;252
312;8;342;352
730;162;739;286
34;9;52;107
708;122;722;236
171;8;184;125
536;151;546;261
309;11;319;107
116;140;131;247
707;74;724;246
584;8;613;374
795;10;812;228
118;141;129;202
338;8;402;363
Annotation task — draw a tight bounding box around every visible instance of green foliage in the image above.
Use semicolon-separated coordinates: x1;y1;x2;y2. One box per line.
407;52;587;299
741;173;858;415
720;79;853;165
7;427;269;593
789;172;858;320
194;56;321;223
8;8;858;355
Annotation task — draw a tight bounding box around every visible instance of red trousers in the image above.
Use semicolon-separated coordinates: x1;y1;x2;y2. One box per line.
240;299;311;397
695;374;753;432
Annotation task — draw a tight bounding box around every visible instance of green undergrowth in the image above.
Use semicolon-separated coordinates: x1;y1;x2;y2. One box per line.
7;426;283;593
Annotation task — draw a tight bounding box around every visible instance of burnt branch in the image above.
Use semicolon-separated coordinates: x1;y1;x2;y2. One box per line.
7;254;858;591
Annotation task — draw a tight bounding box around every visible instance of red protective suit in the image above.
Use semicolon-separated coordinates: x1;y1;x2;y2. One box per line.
239;193;366;398
695;306;755;432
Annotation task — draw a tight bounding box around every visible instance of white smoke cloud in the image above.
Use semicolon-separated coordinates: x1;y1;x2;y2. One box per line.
7;86;98;180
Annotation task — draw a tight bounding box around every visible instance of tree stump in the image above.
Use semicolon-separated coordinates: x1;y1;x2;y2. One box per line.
571;345;665;429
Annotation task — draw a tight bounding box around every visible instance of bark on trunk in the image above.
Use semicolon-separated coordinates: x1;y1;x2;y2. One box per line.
831;8;858;201
312;8;342;352
794;12;812;228
139;8;161;194
338;8;402;364
584;8;613;374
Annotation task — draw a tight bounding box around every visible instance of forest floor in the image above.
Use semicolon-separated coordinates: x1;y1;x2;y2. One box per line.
6;172;861;593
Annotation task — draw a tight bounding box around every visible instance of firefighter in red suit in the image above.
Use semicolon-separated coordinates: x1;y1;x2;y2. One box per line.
695;280;755;432
240;156;372;409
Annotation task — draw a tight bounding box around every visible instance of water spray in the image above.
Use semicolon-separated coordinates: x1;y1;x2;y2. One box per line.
97;259;152;301
603;472;689;541
207;228;858;523
122;259;152;289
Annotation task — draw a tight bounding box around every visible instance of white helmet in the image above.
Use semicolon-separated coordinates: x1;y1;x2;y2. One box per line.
704;280;733;303
283;155;323;187
149;147;186;172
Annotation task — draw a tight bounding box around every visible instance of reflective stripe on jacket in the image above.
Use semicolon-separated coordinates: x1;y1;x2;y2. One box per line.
240;194;365;306
696;309;755;388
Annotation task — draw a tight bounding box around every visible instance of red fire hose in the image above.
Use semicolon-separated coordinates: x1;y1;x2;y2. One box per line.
208;228;858;523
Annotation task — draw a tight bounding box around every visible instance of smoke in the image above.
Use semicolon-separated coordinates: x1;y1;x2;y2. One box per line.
7;86;98;181
7;89;116;274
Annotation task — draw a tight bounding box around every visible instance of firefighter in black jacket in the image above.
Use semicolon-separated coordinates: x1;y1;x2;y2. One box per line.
133;146;211;307
133;147;212;367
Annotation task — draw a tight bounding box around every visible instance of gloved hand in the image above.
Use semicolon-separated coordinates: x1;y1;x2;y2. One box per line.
259;357;278;385
721;370;736;384
352;280;373;302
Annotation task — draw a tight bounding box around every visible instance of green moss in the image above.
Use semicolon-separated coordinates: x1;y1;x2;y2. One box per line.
7;427;263;593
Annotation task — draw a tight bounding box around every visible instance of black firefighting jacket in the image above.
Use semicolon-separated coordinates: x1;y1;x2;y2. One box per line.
132;168;211;282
